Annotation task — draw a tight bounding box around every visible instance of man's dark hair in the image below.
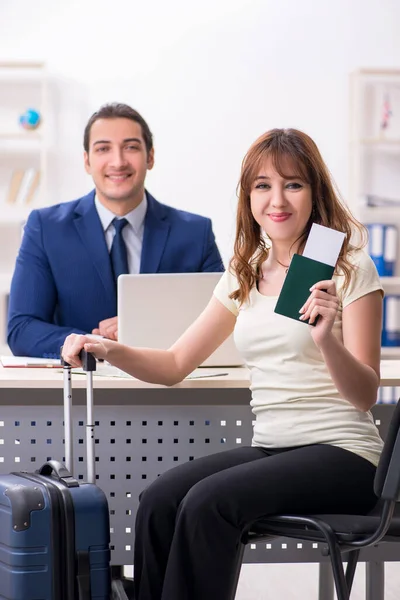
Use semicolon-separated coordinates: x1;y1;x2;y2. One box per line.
83;102;153;154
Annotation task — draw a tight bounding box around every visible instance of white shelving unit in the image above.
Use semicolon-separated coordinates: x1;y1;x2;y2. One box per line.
0;61;48;351
350;68;400;360
0;61;48;220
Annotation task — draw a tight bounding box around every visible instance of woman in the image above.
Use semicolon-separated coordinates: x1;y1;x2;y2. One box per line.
62;128;384;600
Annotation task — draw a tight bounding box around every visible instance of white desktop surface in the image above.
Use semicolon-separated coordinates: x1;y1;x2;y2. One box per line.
0;364;250;389
0;360;398;389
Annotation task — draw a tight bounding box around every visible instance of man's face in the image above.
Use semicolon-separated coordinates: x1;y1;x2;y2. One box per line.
84;117;154;209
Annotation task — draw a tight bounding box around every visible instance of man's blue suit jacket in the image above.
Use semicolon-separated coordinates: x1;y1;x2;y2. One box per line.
8;190;224;357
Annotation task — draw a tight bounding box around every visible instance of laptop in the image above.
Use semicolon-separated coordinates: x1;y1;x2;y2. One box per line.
117;273;244;367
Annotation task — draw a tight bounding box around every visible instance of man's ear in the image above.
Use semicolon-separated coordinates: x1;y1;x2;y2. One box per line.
84;151;91;174
147;148;155;171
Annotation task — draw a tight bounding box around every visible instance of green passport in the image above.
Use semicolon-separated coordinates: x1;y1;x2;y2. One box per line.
274;254;335;326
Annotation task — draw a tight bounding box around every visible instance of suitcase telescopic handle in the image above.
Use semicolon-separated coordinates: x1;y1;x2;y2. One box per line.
60;347;97;484
60;348;96;371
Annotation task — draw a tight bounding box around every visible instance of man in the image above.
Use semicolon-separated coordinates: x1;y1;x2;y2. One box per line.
8;103;224;357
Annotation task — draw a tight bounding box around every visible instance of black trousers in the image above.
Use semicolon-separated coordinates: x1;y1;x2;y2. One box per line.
134;444;377;600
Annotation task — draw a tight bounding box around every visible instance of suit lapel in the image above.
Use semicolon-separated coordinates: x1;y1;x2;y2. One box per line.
73;192;116;307
140;192;171;273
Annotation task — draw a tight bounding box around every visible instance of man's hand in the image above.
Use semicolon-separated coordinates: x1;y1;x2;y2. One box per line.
92;316;118;340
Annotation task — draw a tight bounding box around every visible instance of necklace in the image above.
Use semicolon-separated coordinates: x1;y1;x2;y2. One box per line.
275;258;290;274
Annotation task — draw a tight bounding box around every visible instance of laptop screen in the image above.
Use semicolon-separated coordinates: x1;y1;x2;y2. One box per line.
117;272;243;367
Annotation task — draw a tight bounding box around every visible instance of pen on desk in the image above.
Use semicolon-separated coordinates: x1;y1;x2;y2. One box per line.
27;363;61;368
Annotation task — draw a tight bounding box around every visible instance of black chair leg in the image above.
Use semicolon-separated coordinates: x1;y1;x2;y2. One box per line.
327;543;350;600
345;549;360;594
230;543;246;599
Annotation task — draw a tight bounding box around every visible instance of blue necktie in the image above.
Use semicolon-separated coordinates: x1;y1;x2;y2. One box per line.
110;217;129;285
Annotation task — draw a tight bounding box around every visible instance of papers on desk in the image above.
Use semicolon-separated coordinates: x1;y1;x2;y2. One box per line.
53;364;229;380
186;370;228;379
1;356;61;368
61;364;133;378
0;356;231;381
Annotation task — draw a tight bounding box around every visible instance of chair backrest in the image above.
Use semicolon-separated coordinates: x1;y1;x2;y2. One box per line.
374;399;400;500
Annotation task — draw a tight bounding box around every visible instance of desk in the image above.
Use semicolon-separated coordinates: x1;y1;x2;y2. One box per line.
0;364;252;567
0;360;398;388
0;362;398;600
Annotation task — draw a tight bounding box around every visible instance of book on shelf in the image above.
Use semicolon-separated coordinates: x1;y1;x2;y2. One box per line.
5;167;40;205
6;170;25;204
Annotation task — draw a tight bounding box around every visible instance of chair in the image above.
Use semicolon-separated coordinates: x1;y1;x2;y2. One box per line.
233;399;400;600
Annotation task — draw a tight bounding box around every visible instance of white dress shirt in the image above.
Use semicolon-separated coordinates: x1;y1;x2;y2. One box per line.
94;194;147;274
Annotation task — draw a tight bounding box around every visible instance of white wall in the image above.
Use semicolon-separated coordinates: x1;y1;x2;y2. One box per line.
1;0;400;264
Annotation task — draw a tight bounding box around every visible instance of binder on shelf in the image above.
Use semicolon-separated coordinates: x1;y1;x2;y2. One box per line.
377;386;400;405
384;225;397;276
378;386;392;405
368;224;385;275
381;295;386;346
381;295;400;347
367;224;398;276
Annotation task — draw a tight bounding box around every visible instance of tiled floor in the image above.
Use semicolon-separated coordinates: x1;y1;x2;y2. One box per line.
125;562;399;598
236;563;400;599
